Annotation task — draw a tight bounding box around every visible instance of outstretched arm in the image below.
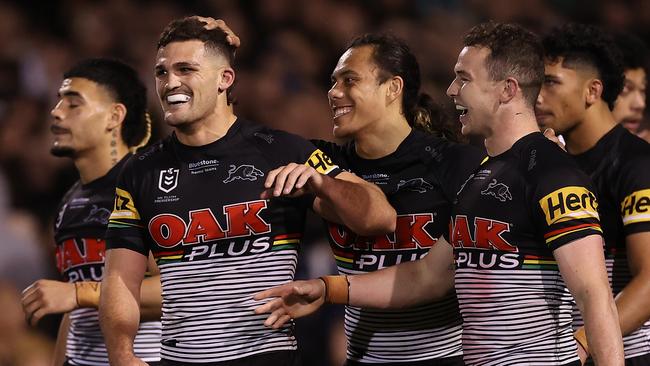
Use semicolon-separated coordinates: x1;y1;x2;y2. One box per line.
261;164;396;235
255;237;455;327
21;254;161;325
99;248;149;366
555;235;624;366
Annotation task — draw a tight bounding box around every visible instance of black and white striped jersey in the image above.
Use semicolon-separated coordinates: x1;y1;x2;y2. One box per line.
315;129;484;364
105;119;340;364
572;125;650;359
445;132;603;366
54;156;161;366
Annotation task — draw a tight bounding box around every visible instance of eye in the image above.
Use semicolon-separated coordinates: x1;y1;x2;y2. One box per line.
179;67;195;74
155;68;167;77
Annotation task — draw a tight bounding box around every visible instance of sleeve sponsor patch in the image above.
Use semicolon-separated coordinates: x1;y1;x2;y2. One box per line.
621;188;650;225
110;187;141;221
539;186;599;225
305;149;338;175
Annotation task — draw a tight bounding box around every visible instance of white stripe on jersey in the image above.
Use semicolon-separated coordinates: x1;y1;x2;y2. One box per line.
455;267;579;366
157;250;298;363
340;267;463;363
66;308;161;365
573;255;650;359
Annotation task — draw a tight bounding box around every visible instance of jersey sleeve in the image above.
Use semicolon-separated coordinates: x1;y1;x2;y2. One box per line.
266;132;341;177
436;143;485;203
616;153;650;236
105;157;150;256
529;141;603;251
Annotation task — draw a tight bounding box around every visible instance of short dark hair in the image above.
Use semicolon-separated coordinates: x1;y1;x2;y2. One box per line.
157;16;236;104
463;21;544;107
614;32;649;72
64;58;149;149
347;33;458;141
543;23;624;110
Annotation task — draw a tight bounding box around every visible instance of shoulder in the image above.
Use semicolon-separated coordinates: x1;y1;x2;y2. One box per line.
518;133;579;180
412;131;484;168
614;131;650;173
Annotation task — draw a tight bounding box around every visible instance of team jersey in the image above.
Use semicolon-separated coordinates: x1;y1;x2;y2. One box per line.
444;132;603;366
54;156;161;366
105;119;340;364
315;129;484;364
571;124;650;359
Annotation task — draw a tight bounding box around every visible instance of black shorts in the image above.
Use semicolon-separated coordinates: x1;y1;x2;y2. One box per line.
626;353;650;366
345;356;465;366
161;350;301;366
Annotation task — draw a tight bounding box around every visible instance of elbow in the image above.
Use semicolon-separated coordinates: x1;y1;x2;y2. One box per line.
352;207;396;236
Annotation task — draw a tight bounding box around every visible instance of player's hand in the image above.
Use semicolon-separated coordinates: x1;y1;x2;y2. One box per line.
543;128;566;151
21;280;77;326
193;16;240;48
260;163;324;199
253;279;326;328
576;341;588;365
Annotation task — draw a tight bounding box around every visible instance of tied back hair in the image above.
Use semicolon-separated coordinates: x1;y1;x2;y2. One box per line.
348;33;459;142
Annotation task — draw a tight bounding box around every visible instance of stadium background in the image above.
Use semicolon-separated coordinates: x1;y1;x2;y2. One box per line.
0;0;648;365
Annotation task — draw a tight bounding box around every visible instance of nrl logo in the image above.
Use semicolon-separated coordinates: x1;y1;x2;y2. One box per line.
159;168;180;193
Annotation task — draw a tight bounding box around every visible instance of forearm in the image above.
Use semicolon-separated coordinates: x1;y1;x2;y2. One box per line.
315;175;396;235
99;273;142;364
52;313;70;366
139;275;162;321
577;289;624;365
614;270;650;336
349;247;454;309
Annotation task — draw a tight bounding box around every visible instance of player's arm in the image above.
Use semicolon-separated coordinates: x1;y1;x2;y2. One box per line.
99;248;149;366
21;269;161;325
554;235;624;365
51;312;70;366
254;237;455;328
614;231;650;335
261;164;396;235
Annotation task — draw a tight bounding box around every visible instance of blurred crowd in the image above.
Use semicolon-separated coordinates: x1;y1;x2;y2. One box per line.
0;0;648;365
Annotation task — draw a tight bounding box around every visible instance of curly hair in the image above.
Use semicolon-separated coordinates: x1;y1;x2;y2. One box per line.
542;23;624;110
614;32;649;72
158;16;237;105
464;21;544;107
347;33;459;141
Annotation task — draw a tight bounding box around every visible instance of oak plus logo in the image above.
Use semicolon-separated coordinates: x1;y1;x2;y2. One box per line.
159;168;179;193
450;215;515;252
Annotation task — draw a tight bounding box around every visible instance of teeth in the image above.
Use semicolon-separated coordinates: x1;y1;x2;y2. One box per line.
333;106;352;118
456;104;468;116
167;94;191;103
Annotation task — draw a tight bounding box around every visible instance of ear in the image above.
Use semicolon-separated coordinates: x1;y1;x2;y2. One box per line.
106;103;127;131
585;78;603;106
386;75;404;104
218;67;236;93
500;77;519;104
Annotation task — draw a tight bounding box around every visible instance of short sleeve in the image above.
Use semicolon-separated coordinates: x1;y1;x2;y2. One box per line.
529;142;603;251
105;157;149;256
616;153;650;236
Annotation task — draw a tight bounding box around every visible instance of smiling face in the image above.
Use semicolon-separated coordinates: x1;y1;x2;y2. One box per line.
155;40;231;128
613;67;647;132
327;45;392;138
446;46;501;138
535;58;590;134
50;77;115;158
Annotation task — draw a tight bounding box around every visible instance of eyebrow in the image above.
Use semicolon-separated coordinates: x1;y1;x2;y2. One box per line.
331;69;359;79
155;61;201;70
57;90;83;98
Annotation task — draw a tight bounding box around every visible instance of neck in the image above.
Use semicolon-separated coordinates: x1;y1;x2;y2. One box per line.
354;115;412;159
563;103;617;155
484;109;539;156
175;106;237;146
75;143;129;184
